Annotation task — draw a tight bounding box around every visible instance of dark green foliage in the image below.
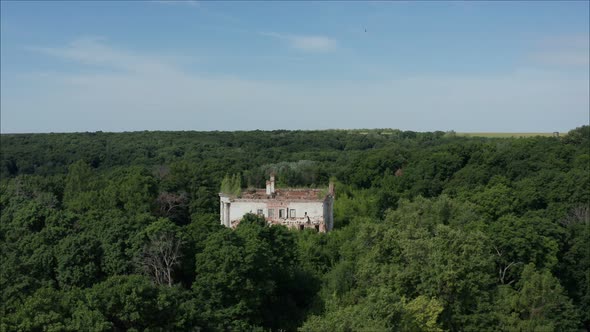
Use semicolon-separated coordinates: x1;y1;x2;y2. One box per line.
192;217;316;330
2;287;83;331
55;233;104;288
558;206;590;329
495;264;580;331
84;275;197;331
1;126;588;330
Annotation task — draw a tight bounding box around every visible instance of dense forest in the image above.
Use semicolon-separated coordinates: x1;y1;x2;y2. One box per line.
1;127;588;331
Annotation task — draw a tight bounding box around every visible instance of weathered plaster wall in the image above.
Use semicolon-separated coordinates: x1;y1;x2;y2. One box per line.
229;200;325;222
229;201;270;221
219;180;334;232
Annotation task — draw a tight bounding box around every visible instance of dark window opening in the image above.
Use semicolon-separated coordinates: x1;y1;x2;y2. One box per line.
315;225;320;232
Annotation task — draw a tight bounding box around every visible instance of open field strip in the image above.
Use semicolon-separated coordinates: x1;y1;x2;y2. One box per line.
456;132;555;138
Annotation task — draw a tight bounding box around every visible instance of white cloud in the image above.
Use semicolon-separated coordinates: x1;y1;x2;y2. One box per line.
531;34;589;67
261;32;338;53
151;0;199;7
532;51;589;66
26;37;186;74
291;36;337;53
2;38;588;133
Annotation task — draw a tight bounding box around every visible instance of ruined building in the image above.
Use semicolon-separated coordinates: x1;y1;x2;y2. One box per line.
219;176;335;232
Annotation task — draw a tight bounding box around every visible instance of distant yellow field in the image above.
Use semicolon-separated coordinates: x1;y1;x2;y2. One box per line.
456;132;556;138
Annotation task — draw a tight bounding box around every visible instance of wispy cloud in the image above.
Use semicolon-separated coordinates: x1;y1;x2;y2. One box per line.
531;34;589;67
3;38;588;133
532;52;589;67
261;32;338;53
26;37;184;74
151;0;199;7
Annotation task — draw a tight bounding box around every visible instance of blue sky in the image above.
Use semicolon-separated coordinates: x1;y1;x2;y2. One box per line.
1;1;588;133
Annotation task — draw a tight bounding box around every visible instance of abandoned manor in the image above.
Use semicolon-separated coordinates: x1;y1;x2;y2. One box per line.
219;176;335;232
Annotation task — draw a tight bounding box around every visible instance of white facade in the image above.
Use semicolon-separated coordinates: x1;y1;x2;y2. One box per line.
219;177;334;232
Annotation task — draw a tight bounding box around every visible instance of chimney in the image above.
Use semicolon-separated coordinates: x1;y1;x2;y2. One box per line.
328;182;335;196
266;180;271;195
270;175;275;194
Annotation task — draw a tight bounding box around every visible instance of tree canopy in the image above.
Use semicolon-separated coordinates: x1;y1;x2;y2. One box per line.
1;126;588;330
